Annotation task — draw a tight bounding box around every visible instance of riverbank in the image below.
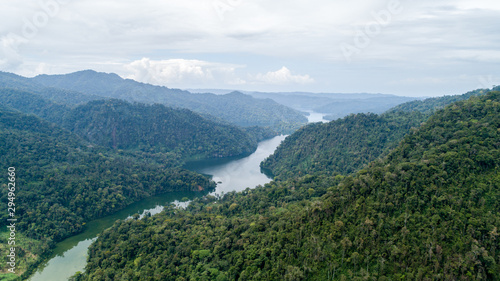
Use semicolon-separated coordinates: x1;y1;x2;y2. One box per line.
26;136;286;280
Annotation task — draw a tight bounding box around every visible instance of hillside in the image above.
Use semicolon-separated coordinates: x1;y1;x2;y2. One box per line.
32;70;308;133
0;107;216;278
387;87;498;114
62;99;258;159
77;91;500;280
0;90;259;161
261;88;495;180
0;71;102;105
261;111;425;180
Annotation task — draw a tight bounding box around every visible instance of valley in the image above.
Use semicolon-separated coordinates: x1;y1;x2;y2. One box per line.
0;71;498;281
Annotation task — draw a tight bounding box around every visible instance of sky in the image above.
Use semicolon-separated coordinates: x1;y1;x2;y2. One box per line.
1;0;499;97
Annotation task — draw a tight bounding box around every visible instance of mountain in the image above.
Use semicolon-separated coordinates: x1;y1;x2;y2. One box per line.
0;107;217;278
240;91;418;118
387;87;499;114
77;91;500;280
0;71;103;105
32;70;308;133
318;96;418;120
261;87;495;180
63;99;258;159
0;89;259;161
261;111;426;180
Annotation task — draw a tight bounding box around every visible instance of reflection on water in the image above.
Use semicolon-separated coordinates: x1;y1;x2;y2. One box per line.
185;135;287;196
305;111;328;123
28;191;200;281
29;135;286;281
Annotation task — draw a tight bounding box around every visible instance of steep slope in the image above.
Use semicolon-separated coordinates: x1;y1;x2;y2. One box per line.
63;99;258;159
387;87;498;114
0;90;258;160
261;87;495;180
32;70;308;133
261;111;425;180
79;92;499;280
0;108;216;278
0;71;102;105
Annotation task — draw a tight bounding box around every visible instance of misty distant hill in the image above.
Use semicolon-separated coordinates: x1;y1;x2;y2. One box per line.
32;70;307;133
190;89;419;120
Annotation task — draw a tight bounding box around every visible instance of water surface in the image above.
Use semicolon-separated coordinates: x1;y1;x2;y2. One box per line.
28;135;285;281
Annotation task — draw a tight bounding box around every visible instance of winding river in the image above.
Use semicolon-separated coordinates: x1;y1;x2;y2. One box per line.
28;135;287;281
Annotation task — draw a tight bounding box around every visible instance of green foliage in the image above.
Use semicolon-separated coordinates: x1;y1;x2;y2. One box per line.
32;70;308;133
262;111;426;180
0;231;49;278
262;87;499;181
0;90;260;160
0;71;102;105
0;108;216;242
80;92;500;280
62;99;258;159
387;87;498;114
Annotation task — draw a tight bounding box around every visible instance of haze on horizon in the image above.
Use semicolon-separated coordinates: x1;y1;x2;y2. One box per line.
1;0;499;97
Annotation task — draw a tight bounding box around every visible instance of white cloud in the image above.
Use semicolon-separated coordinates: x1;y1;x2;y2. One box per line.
0;0;499;95
124;58;246;87
0;33;27;71
254;67;314;85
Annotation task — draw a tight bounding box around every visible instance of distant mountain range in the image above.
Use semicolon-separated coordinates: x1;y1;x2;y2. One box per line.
30;70;308;133
189;88;420;120
0;71;308;134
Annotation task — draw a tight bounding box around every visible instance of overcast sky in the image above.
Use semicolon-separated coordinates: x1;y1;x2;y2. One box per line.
1;0;499;96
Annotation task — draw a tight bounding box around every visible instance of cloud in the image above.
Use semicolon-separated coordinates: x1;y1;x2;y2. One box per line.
254;67;314;85
0;33;27;71
124;58;246;87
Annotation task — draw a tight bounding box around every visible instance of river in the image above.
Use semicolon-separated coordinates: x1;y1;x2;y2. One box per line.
305;110;328;123
28;135;286;281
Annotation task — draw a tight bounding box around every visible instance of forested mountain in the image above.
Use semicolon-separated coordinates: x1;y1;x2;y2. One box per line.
387;87;499;114
221;90;417;117
261;111;426;180
0;90;259;160
77;91;500;280
0;107;216;278
63;99;258;159
0;71;102;105
32;70;308;133
0;87;271;279
0;88;70;124
261;87;496;180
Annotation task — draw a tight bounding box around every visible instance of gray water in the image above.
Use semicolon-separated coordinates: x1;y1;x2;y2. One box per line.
28;135;286;281
305;111;328;123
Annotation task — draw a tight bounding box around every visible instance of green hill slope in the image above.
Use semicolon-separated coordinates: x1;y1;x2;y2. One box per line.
78;91;500;280
32;70;308;133
261;87;496;181
0;90;259;160
0;108;217;278
62;99;258;159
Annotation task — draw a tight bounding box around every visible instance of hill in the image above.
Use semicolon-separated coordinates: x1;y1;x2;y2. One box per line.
261;111;425;180
0;89;259;161
63;99;258;159
32;70;308;133
0;71;102;105
261;87;495;180
77;91;500;280
0;107;216;278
